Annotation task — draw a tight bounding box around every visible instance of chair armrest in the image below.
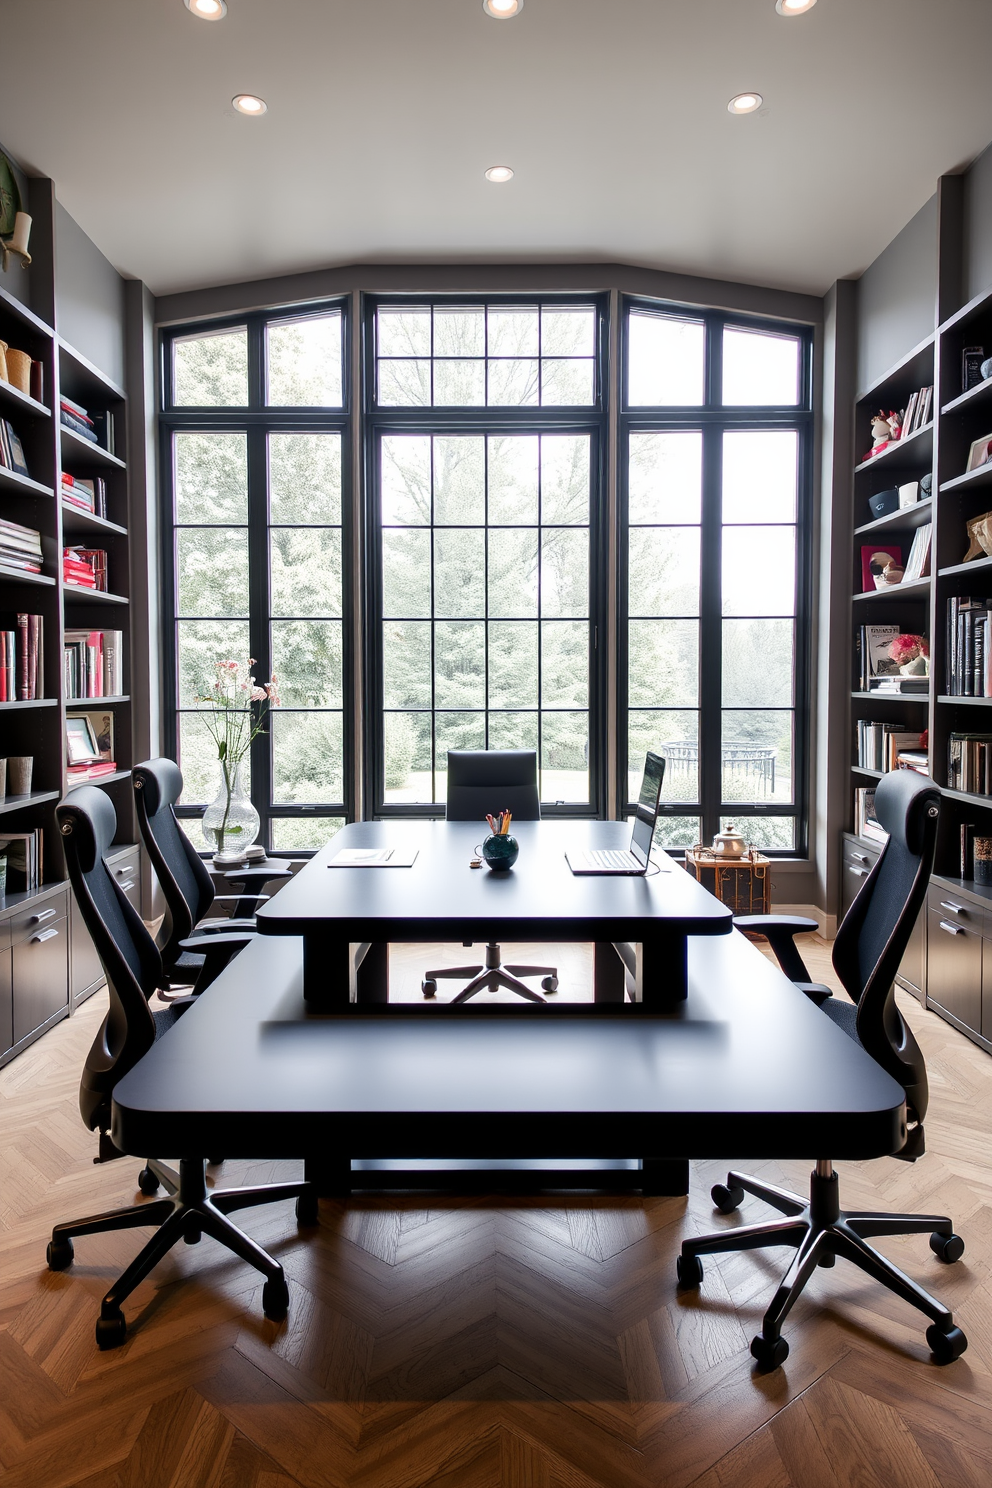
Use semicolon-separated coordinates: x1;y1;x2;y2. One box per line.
179;932;254;953
222;867;292;886
210;893;270;906
193;917;258;934
795;982;833;1005
733;915;818;984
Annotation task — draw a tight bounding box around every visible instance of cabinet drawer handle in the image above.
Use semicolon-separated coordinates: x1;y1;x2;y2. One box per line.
30;907;57;925
115;865;134;876
939;901;966;915
938;920;963;936
31;928;60;944
851;852;869;864
117;880;136;893
849;866;868;878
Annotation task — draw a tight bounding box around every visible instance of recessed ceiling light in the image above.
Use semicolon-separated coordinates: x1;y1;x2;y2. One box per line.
775;0;816;13
483;0;524;17
727;93;763;114
185;0;227;18
233;94;267;115
485;165;514;183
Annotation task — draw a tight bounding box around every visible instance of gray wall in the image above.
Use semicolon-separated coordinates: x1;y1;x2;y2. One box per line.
963;141;992;306
856;195;937;396
54;201;125;386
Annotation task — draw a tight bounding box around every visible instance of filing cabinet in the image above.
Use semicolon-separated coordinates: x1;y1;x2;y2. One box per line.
926;888;983;1036
70;843;142;1006
0;884;70;1066
841;834;926;1000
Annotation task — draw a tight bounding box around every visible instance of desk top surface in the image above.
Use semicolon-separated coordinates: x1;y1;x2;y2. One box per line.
255;820;732;940
112;930;906;1163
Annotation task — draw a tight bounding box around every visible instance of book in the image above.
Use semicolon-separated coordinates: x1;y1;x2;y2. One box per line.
900;391;918;438
2;421;30;476
60;395;92;423
854;787;888;844
902;522;932;583
948;733;992;794
60;410;98;443
29;360;44;404
63;628;122;699
0;830;41;893
963;347;986;392
856;624;900;689
66;760;118;781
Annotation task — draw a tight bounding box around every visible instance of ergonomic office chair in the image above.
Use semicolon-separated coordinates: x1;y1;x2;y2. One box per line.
132;757;291;995
48;786;317;1350
678;770;967;1369
422;749;558;1003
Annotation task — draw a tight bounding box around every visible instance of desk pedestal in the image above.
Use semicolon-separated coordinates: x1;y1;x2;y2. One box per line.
305;1156;689;1197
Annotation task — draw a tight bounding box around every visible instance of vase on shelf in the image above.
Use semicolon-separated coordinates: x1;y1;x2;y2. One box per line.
201;761;259;866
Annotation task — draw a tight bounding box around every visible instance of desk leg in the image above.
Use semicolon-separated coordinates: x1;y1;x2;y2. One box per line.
594;942;626;1003
355;941;389;1004
637;935;688;1008
303;934;352;1010
642;1159;689;1196
305;1155;351;1198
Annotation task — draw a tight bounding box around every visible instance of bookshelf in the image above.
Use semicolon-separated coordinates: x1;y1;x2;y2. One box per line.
0;200;134;1066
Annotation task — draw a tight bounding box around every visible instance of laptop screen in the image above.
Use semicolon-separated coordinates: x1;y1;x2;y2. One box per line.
630;752;666;866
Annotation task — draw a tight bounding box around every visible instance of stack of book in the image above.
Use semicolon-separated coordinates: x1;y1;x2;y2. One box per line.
854;787;888;843
63;548;108;591
60;397;113;452
895;747;929;775
948;733;992;796
66;758;118;782
0;518;42;574
61;473;107;518
0;419;30;477
900;385;933;438
946;597;992;695
63;628;123;699
0;828;42;892
0;614;43;701
855;624;929;692
902;522;932;582
856;721;924;772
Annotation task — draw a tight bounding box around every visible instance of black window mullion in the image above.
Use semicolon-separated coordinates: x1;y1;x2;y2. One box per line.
246;421;271;847
699;420;723;845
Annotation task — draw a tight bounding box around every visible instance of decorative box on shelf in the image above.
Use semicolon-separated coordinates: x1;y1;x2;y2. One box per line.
684;846;772;916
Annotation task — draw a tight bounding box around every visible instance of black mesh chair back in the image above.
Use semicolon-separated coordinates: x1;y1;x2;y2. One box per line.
445;749;541;823
830;769;940;1129
132;757;216;968
57;787;164;1134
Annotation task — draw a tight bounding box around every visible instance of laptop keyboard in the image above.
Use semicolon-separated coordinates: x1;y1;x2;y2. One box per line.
590;850;636;868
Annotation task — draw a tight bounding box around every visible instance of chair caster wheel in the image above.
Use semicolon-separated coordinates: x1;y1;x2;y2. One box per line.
47;1237;74;1271
96;1310;127;1350
422;979;437;998
137;1165;160;1195
184;1224;202;1245
930;1232;965;1264
712;1183;745;1214
207;1157;225;1167
817;1251;836;1267
750;1333;789;1371
926;1322;967;1363
262;1276;289;1321
296;1191;319;1226
541;977;558;993
676;1253;703;1289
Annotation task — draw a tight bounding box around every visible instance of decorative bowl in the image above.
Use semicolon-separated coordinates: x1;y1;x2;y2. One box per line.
481;833;519;871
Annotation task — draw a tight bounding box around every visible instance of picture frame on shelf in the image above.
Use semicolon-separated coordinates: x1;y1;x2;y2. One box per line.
67;708;114;762
65;713;101;765
860;544;903;591
966;434;992;473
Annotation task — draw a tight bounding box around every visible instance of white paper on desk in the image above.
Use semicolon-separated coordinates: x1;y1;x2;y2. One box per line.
327;848;419;867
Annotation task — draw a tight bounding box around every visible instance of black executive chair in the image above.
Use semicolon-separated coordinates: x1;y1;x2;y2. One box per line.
678;771;967;1369
422;749;558;1003
132;757;290;995
48;786;316;1350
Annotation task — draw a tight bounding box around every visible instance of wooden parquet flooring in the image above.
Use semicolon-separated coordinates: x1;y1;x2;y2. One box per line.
2;938;992;1487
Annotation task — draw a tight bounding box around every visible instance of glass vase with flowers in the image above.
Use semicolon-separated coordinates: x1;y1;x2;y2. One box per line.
194;657;279;864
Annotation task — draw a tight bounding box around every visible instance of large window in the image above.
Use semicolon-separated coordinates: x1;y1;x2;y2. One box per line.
367;298;607;815
161;290;812;858
163;308;350;850
622;302;812;853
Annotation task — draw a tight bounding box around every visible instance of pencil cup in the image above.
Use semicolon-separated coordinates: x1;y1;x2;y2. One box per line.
480;833;518;872
7;757;32;795
975;837;992;886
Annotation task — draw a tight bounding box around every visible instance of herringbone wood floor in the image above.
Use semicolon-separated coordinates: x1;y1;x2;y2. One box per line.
2;938;991;1487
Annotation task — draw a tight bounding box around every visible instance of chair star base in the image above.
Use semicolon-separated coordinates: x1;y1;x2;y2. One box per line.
677;1163;967;1370
422;939;557;1003
47;1157;317;1349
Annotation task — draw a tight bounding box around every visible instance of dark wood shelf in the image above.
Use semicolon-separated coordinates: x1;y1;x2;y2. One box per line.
62;583;128;605
0;564;55;586
856;334;934;405
851;766;884;779
0;789;61;817
854;497;932;537
60;504;126;537
938;555;992;578
0;466;55;499
65;695;130;706
0;379;50;419
58;338;126;403
0;283;55;340
851;576;931;602
937;694;992;705
67;769;130;787
942;377;992;416
854;421;933;476
939;463;992;495
941;787;992;809
0;697;57;711
851;690;930;701
59;424;125;470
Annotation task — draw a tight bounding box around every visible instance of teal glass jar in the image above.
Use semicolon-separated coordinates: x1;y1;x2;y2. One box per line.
481;833;519;871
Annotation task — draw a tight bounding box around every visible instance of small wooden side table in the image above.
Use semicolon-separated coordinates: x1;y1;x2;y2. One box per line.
685;847;772;916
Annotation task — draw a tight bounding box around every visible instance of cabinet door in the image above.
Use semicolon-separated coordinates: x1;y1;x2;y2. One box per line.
107;849;141;915
927;910;982;1034
841;853;874;919
12;918;69;1046
0;948;12;1057
896;903;926;997
70;891;105;1001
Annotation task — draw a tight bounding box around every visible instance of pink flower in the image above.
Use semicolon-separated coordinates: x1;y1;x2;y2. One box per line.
889;633;929;665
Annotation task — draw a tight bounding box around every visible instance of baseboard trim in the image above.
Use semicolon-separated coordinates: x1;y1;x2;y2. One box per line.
770;903;837;940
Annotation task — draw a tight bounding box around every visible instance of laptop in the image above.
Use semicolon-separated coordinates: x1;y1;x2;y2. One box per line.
565;752;668;875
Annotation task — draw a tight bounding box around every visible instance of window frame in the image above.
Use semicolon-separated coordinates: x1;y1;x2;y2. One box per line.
159;301;355;849
619;297;815;856
362;292;611;819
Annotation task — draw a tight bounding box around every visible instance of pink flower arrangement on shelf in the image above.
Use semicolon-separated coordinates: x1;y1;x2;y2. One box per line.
889;634;929;674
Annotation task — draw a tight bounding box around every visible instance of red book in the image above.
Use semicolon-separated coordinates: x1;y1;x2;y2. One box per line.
17;614;29;700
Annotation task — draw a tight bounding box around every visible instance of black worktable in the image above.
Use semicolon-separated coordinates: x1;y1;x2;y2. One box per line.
255;820;732;1010
112;929;907;1196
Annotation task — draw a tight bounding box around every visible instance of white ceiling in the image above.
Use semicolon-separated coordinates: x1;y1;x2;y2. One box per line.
3;0;992;299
